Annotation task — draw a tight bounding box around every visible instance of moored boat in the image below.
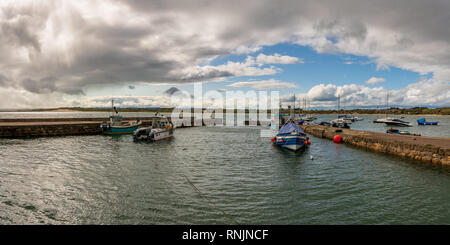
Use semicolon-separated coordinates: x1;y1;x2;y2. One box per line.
101;100;142;134
373;118;389;123
386;128;420;136
384;118;412;127
133;116;174;141
330;118;352;125
417;118;438;126
272;120;309;151
338;115;356;122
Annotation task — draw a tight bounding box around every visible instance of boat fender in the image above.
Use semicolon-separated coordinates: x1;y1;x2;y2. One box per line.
334;135;342;144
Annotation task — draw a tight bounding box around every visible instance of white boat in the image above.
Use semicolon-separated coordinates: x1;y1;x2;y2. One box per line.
330;118;352;124
373;118;390;123
133;116;175;141
384;118;412;127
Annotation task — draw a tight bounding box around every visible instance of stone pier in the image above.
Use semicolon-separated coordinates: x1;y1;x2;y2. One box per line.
0;117;198;138
300;124;450;166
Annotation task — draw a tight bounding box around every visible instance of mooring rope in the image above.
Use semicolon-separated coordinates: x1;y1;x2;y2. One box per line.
182;174;240;225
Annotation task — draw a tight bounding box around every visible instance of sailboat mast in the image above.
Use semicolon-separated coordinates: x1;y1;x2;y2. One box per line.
385;92;389;118
338;94;340;111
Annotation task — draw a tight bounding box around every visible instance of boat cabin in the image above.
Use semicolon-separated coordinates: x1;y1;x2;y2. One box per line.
151;116;171;129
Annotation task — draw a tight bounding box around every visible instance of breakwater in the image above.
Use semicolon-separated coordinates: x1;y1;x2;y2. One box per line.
0;117;198;138
300;124;450;166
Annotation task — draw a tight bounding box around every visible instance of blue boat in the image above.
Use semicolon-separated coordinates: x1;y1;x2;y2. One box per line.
100;100;142;135
417;118;438;125
272;120;308;151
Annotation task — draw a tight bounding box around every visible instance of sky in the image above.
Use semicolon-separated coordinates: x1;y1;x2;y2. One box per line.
0;0;449;109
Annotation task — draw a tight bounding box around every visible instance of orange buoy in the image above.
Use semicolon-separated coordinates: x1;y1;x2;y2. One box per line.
333;135;342;144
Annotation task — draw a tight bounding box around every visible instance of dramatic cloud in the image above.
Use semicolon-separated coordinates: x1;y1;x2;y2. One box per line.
365;77;386;85
0;0;449;108
228;79;297;89
302;79;450;108
164;87;182;96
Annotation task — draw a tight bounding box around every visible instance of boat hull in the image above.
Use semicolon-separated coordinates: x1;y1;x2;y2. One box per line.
133;127;174;141
418;122;438;125
102;125;140;134
274;135;306;151
384;122;412;127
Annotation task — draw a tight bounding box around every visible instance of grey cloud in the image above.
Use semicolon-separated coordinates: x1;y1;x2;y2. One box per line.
21;77;56;94
0;0;449;108
164;87;181;96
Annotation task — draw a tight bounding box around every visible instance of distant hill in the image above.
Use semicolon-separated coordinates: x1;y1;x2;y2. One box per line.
2;106;449;115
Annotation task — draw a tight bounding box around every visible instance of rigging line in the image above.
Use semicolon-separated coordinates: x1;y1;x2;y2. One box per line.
182;174;240;225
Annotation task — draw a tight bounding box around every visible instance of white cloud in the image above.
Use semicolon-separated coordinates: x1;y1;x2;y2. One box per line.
365;77;386;85
255;53;302;65
228;79;297;89
303;79;450;108
170;53;301;82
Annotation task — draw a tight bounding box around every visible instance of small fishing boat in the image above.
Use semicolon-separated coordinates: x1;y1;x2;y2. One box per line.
271;120;309;151
417;118;438;126
384;118;412;127
100;100;142;134
386;128;420;136
330;118;352;125
373;118;389;123
338;115;356;122
302;116;317;122
133;116;174;141
331;121;350;129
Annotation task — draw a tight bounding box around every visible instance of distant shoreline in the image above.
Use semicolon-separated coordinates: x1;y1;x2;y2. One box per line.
0;108;448;117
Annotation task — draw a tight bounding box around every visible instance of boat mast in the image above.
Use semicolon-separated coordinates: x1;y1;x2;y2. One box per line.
293;93;296;117
385;92;389;119
338;94;340;113
290;94;295;119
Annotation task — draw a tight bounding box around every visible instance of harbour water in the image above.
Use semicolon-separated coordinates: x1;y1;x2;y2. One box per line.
1;124;450;224
1;112;449;137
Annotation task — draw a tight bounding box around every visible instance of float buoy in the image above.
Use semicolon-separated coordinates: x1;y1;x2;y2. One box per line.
333;135;342;144
280;139;284;143
271;137;275;142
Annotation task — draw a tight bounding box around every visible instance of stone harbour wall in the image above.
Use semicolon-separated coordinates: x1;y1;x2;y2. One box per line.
0;117;198;138
0;123;102;138
301;124;450;166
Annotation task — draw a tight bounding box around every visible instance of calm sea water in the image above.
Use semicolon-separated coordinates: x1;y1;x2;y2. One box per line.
1;124;450;224
1;112;449;137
